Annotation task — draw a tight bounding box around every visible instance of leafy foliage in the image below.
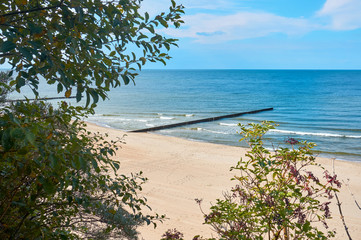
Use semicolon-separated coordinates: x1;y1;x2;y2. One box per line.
161;228;184;240
0;71;12;102
196;121;341;240
0;0;184;239
0;101;163;239
0;0;184;106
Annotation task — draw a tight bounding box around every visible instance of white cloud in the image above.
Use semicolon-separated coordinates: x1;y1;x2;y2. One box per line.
142;0;361;44
317;0;361;30
163;12;319;43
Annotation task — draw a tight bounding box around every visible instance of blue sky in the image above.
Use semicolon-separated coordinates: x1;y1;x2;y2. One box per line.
142;0;361;69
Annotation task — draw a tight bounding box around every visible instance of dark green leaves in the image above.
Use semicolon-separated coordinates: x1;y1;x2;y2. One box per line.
0;1;183;237
1;128;11;150
1;40;16;53
15;77;25;89
122;74;130;85
0;101;161;239
19;47;33;61
28;23;43;34
0;0;184;105
10;127;24;139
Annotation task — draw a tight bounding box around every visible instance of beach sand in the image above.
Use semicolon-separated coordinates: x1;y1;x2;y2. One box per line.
86;122;361;240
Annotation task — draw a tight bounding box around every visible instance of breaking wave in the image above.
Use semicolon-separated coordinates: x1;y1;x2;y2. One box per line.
269;129;361;139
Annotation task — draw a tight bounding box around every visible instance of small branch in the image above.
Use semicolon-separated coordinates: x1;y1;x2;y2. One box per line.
342;179;361;211
0;0;65;18
9;213;30;240
0;53;18;58
335;193;352;240
5;96;77;102
332;158;353;240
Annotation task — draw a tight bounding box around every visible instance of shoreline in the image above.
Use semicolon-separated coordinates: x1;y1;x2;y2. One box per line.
85;121;361;239
86;120;361;163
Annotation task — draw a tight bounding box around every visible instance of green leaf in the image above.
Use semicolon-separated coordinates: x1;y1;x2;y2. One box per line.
76;87;82;102
132;52;136;61
1;41;16;53
159;18;168;28
57;83;63;93
10;128;24;139
19;47;33;61
49;154;59;169
137;34;148;40
16;77;26;89
1;128;12;150
79;157;87;171
140;57;146;65
72;157;81;170
29;23;42;34
28;40;42;49
122;75;130;85
103;57;112;66
43;179;56;194
25;130;36;145
113;162;120;170
88;88;99;103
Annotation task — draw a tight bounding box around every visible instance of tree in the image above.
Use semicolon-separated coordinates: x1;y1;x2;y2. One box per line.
1;101;159;239
0;0;184;105
0;0;184;239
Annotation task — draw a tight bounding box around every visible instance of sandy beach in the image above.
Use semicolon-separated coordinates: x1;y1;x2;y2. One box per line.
86;122;361;240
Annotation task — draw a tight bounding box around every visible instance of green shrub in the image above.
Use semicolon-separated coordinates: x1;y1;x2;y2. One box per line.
196;121;341;240
0;101;163;239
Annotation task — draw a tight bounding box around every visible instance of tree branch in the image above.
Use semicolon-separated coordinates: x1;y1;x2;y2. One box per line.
332;158;353;240
0;53;18;58
0;0;65;18
343;179;361;211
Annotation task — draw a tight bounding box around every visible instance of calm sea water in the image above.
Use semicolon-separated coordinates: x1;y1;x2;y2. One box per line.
10;70;361;162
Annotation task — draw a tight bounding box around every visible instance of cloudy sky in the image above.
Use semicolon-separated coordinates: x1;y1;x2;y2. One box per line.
143;0;361;69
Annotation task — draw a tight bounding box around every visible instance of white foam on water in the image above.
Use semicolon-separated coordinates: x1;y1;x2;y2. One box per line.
270;129;361;139
219;122;238;127
160;116;174;120
204;129;231;135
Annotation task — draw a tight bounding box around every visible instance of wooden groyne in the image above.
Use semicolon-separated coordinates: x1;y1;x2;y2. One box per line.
130;107;273;133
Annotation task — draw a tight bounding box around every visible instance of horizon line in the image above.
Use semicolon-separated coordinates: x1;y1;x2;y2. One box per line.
2;68;361;71
142;68;361;71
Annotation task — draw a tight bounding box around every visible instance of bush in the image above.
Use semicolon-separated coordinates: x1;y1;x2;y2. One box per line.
0;101;162;239
196;121;341;240
162;228;184;240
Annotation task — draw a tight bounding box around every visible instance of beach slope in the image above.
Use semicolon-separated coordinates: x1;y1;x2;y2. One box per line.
86;122;361;240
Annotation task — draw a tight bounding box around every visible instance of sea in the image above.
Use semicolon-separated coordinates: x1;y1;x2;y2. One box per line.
8;70;361;162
